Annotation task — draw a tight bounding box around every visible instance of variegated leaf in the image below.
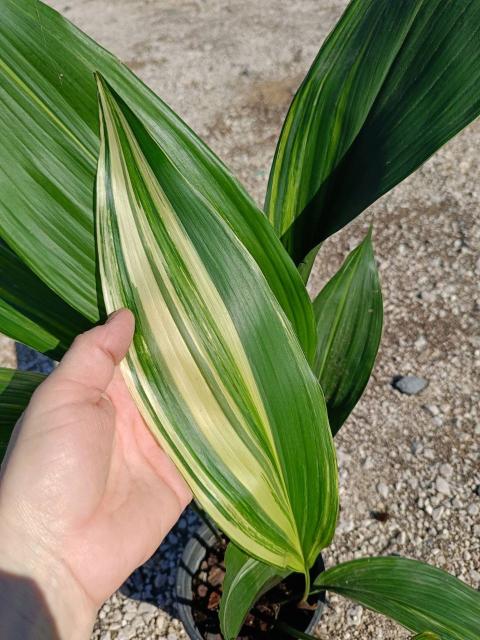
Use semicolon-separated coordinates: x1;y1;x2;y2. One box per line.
95;77;338;574
0;0;316;363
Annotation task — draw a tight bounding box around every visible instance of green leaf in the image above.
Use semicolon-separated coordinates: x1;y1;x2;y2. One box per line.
96;77;338;574
313;231;383;435
412;633;441;640
266;0;480;264
0;0;316;360
0;368;45;461
0;239;91;359
220;544;288;640
297;244;321;286
314;557;480;640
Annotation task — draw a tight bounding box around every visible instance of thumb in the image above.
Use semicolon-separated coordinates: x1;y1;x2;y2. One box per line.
47;308;135;400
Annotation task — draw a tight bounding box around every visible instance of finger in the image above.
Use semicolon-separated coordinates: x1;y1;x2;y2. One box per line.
47;309;135;399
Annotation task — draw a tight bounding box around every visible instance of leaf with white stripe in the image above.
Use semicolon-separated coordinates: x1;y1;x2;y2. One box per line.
96;76;338;574
0;0;316;361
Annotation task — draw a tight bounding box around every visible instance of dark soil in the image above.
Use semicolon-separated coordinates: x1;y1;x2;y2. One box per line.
191;534;321;640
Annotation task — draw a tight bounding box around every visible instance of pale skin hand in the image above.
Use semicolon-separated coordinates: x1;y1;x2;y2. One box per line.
0;309;191;639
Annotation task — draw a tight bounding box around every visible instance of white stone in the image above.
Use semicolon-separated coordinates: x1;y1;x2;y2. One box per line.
467;503;479;517
346;605;363;627
435;477;450;495
377;482;389;499
439;463;454;478
432;507;444;522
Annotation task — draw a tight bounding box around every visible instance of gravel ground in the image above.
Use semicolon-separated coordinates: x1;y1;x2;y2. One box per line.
2;1;479;638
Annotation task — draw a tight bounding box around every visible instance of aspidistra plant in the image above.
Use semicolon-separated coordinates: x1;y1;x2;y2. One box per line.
0;0;479;638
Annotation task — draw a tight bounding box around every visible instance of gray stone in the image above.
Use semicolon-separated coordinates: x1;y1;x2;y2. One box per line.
137;602;157;616
439;463;454;479
467;503;479;517
392;375;429;395
411;440;424;455
432;506;444;522
377;482;389;499
156;615;169;634
346;605;363;627
414;335;428;351
397;531;407;545
435;477;451;495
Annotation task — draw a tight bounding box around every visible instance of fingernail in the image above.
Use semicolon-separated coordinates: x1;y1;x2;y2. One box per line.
106;309;123;324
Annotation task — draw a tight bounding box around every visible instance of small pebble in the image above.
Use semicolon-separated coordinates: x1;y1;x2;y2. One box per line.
411;441;424;455
377;482;389;499
439;463;454;479
156;616;169;634
436;477;451;495
467;503;479;517
392;375;428;395
432;507;444;522
397;531;407;545
414;335;427;351
137;602;157;616
346;605;363;627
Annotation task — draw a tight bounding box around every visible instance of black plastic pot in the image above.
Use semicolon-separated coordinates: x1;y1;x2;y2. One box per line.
176;523;325;639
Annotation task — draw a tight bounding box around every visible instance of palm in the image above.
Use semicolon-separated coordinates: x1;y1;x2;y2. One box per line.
1;312;190;608
59;369;190;606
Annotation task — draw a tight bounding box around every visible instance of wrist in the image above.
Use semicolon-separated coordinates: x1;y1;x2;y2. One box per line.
0;518;96;640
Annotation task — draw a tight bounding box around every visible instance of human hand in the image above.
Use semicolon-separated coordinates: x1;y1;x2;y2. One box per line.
0;310;191;639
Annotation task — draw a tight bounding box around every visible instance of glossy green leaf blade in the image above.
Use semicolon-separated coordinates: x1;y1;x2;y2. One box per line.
297;244;321;286
96;78;338;573
412;634;441;640
220;544;287;640
266;0;420;241
0;368;45;460
0;240;91;359
266;0;480;264
315;557;480;640
313;231;383;435
0;0;316;360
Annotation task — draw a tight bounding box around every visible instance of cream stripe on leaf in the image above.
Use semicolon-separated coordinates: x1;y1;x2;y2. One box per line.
96;76;338;575
0;0;316;362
